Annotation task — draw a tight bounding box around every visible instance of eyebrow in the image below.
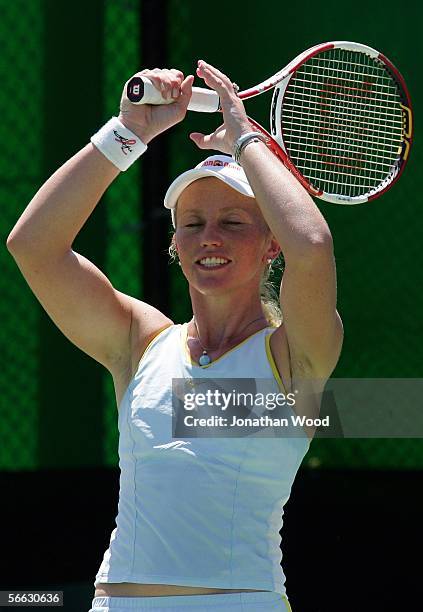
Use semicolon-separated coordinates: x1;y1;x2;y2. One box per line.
179;207;251;216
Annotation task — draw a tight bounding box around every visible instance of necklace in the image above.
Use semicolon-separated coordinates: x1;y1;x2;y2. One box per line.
192;315;267;366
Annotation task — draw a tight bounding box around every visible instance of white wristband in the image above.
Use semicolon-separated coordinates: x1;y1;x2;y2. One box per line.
90;117;147;171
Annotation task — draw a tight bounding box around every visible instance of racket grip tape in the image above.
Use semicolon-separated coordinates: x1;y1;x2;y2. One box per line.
126;76;220;113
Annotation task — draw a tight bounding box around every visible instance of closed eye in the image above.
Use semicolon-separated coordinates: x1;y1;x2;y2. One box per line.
184;221;244;227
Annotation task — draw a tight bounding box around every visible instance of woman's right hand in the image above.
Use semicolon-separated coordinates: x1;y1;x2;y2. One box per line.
118;68;194;144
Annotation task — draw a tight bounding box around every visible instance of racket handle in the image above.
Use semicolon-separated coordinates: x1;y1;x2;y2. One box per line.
126;76;220;113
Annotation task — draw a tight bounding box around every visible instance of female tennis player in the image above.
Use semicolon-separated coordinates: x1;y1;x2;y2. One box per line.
7;61;343;611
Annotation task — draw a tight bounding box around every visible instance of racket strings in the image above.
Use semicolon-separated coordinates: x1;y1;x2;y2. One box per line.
291;74;399;96
282;105;402;130
285;85;401;113
298;59;394;81
280;48;404;198
284;120;401;144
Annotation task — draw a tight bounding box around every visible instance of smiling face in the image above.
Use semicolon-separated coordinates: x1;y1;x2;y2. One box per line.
174;177;280;298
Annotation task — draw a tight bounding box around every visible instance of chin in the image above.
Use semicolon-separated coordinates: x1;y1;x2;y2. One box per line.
193;280;235;296
191;274;251;298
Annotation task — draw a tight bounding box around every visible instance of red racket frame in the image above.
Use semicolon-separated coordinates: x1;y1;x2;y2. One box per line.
236;42;413;203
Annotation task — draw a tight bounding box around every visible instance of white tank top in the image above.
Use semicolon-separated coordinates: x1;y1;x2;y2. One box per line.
94;323;310;594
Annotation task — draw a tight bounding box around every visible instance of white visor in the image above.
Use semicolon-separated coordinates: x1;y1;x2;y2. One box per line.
164;155;254;227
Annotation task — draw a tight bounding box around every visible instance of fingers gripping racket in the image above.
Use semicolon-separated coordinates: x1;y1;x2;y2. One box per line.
126;41;413;204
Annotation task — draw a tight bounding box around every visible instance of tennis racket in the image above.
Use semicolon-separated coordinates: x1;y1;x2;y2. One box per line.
126;41;413;204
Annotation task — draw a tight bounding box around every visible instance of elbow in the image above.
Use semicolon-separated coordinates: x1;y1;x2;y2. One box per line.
6;228;36;261
6;228;27;255
6;230;20;253
284;231;333;265
305;233;334;262
297;229;334;254
308;231;333;250
7;229;70;264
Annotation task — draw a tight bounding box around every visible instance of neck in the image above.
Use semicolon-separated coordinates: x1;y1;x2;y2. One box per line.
188;286;267;347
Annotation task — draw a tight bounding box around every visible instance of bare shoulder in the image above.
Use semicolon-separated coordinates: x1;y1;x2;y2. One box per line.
270;311;343;382
270;323;318;382
269;324;332;441
270;321;342;382
268;325;293;393
108;294;173;408
128;296;174;374
110;292;173;383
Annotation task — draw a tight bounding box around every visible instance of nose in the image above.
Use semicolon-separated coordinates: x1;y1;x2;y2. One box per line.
200;223;223;248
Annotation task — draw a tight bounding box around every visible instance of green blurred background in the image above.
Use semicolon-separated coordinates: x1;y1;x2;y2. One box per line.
0;0;421;472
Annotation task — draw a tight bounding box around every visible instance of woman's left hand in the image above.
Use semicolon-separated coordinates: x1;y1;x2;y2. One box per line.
190;61;252;155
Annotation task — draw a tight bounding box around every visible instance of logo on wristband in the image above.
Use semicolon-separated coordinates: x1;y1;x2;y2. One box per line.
113;130;137;155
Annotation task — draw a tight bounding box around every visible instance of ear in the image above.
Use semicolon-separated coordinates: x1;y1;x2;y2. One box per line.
263;236;281;263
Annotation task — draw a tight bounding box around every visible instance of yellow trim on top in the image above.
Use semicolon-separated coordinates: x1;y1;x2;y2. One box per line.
266;333;312;446
137;323;174;369
182;322;271;369
117;323;174;412
282;594;293;611
265;331;288;395
181;323;192;363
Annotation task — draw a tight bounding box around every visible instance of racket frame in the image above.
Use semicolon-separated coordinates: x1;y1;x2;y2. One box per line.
265;41;413;204
125;41;413;204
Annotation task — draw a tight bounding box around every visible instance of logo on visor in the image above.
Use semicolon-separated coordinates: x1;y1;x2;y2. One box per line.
201;160;242;171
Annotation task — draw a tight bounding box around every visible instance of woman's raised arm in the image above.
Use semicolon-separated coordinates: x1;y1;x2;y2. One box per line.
6;69;193;372
190;60;343;380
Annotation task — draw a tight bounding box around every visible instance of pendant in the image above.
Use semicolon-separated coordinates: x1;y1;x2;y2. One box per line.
199;351;211;366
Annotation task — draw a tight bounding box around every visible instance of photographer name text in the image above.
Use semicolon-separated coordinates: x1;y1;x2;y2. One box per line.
183;414;329;428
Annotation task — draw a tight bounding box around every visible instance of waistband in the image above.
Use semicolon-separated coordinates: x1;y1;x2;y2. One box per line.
91;591;285;608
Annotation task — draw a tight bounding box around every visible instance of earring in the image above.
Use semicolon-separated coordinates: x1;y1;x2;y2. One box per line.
267;258;272;264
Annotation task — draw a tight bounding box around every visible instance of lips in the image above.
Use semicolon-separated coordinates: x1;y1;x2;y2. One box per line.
196;256;231;268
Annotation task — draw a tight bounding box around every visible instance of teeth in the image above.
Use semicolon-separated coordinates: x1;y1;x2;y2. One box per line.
199;257;229;267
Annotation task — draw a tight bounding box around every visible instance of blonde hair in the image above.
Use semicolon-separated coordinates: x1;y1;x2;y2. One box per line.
168;234;283;328
260;259;283;327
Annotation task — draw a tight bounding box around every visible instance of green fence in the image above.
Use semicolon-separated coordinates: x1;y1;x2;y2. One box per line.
0;0;43;469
